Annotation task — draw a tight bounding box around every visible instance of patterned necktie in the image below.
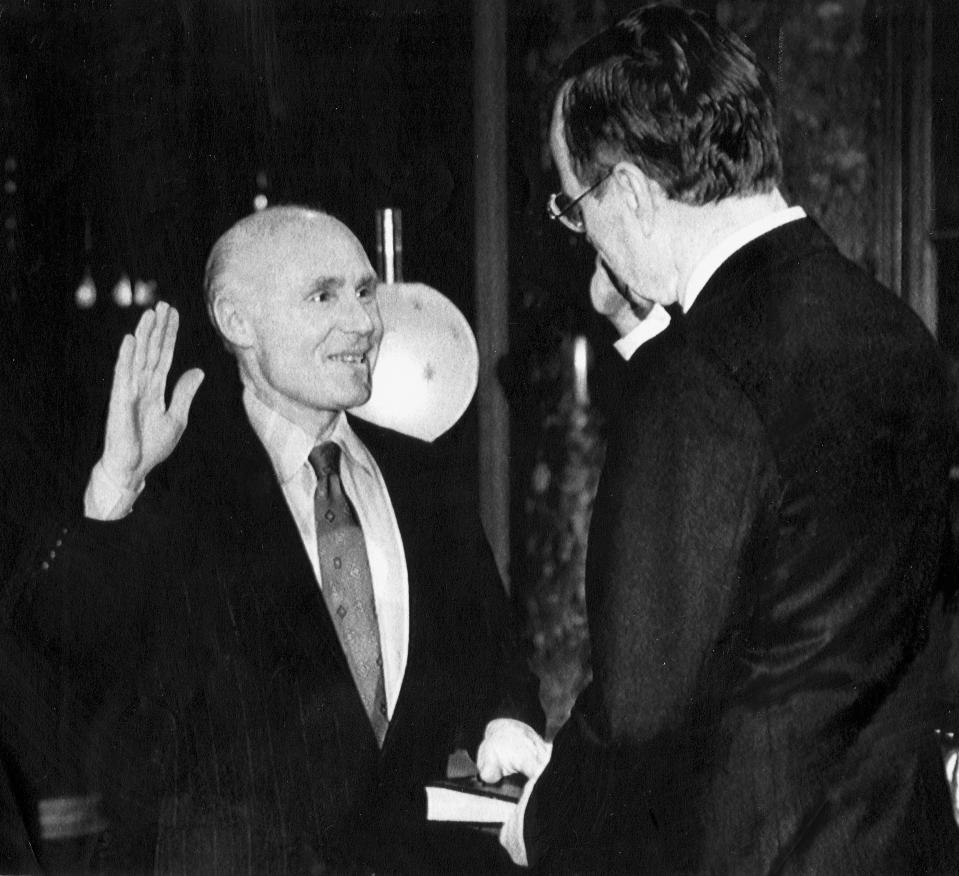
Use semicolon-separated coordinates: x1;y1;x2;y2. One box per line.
309;441;389;747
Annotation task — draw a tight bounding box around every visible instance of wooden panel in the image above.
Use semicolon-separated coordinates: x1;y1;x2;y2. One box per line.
473;0;511;587
872;0;936;334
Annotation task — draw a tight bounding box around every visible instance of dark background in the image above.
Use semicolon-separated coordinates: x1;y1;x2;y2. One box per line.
1;1;479;464
3;0;958;731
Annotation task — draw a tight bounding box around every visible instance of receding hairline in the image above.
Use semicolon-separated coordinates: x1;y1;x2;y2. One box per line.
204;205;366;346
204;205;370;309
205;206;337;293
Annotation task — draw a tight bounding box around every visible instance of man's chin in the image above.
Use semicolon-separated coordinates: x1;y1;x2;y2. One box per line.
343;383;373;411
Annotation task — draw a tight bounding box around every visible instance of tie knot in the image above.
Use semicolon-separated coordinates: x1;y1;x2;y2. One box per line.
309;441;342;479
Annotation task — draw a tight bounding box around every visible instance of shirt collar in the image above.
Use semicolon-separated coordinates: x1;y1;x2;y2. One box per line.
680;205;807;313
242;386;373;484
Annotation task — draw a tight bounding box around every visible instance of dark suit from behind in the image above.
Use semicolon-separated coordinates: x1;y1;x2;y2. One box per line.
525;218;959;874
3;373;543;874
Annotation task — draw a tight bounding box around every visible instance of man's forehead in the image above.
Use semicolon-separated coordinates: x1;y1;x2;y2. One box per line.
267;214;346;252
245;216;369;272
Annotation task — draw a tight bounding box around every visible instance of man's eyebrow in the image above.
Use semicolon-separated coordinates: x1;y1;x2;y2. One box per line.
306;276;344;297
306;274;379;297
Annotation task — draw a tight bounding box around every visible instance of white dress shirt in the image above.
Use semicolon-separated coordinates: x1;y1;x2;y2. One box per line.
84;388;410;717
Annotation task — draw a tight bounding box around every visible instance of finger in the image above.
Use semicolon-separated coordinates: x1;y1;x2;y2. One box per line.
144;300;170;374
476;745;504;784
106;334;136;417
132;308;157;376
103;335;136;465
167;368;205;430
152;306;180;390
478;763;504;784
478;731;544;782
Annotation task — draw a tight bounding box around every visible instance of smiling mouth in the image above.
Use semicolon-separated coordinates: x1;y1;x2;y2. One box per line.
328;352;369;364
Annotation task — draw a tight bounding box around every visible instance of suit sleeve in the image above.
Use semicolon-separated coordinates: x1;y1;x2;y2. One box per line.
0;433;189;870
445;483;546;749
524;341;778;868
1;481;181;661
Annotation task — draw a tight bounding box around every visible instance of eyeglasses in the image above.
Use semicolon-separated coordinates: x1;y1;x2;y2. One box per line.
546;169;614;234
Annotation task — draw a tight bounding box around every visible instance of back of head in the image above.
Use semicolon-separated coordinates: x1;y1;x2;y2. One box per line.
558;3;782;204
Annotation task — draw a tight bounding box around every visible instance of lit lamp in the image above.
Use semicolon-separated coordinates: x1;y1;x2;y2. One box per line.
75;270;97;309
75;216;97;309
112;273;133;308
356;208;478;441
572;334;590;407
133;279;157;307
375;208;403;283
351;283;478;442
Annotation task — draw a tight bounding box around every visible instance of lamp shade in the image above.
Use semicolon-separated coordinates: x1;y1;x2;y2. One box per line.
351;283;478;442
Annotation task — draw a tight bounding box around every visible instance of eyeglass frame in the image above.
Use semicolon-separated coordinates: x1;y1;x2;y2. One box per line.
546;168;615;234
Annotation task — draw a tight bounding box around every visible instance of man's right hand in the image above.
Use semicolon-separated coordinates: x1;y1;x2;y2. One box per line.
590;256;655;337
98;302;205;492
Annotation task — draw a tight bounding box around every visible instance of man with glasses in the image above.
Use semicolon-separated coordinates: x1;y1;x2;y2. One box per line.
492;5;959;873
548;170;673;351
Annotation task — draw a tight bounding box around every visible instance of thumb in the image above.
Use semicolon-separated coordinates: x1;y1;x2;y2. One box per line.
168;368;205;428
476;740;505;784
477;758;504;785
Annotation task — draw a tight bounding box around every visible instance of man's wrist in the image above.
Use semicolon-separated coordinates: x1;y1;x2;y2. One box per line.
85;459;145;521
98;457;143;494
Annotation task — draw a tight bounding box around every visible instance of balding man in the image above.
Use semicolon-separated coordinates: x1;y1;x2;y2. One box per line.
6;206;545;874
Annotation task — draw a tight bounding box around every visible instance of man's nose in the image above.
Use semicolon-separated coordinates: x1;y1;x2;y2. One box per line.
341;297;376;334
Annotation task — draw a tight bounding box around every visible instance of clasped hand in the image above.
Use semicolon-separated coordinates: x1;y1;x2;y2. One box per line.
476;718;551;784
477;719;551;867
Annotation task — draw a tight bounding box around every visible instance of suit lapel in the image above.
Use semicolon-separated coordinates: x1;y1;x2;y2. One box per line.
202;389;365;706
197;392;428;753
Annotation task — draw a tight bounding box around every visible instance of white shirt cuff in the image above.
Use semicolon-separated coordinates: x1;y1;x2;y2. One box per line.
498;742;552;867
613;303;672;361
83;461;144;521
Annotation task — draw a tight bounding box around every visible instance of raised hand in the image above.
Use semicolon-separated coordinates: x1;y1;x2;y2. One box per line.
99;302;205;491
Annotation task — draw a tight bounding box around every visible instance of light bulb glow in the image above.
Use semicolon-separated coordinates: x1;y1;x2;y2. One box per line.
75;273;97;309
112;274;133;308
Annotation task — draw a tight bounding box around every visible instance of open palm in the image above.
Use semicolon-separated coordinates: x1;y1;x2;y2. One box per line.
100;302;205;490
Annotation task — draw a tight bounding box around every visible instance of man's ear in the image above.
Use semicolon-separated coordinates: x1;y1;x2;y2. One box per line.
612;161;663;238
213;294;255;350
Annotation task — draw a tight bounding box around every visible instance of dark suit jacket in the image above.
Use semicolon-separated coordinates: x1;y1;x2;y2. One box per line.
2;374;542;874
525;218;959;874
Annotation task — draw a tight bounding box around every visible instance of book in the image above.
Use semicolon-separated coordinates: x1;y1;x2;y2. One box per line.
425;776;524;825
